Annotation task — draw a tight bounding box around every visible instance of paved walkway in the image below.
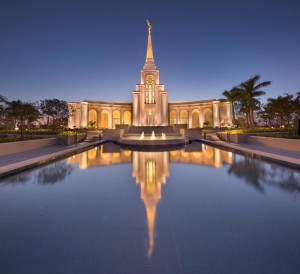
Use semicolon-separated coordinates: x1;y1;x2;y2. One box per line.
1;139;299;179
201;139;300;168
0;141;104;179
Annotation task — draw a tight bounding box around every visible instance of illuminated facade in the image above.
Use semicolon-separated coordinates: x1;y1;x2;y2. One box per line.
68;22;232;129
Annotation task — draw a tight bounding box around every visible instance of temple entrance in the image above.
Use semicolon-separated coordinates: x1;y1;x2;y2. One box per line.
145;110;155;126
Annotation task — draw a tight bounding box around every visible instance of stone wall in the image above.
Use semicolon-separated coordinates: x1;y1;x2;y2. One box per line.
102;129;124;141
0;138;58;156
218;133;300;152
218;132;248;143
57;133;86;145
115;124;130;133
173;124;187;133
184;128;202;140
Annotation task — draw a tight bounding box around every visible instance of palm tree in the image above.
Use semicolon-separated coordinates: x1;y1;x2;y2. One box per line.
0;95;7;104
235;75;271;127
222;88;239;125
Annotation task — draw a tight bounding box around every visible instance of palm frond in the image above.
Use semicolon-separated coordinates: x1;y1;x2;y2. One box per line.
255;81;271;90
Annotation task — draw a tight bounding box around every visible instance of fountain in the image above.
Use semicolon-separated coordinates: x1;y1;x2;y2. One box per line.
116;126;189;148
139;131;145;140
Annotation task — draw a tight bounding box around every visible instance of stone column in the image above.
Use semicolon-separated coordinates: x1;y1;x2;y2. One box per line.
176;109;180;125
188;108;192;128
108;109;113;129
133;92;140;126
199;105;204;128
80;102;88;128
213;101;220;128
97;109;101;128
226;102;233;125
120;110;123;125
161;92;168;126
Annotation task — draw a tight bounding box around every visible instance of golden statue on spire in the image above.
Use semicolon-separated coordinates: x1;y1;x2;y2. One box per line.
146;19;152;35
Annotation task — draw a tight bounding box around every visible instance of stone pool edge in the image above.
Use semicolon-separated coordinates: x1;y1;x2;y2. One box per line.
0;140;106;180
198;139;300;169
1;139;299;180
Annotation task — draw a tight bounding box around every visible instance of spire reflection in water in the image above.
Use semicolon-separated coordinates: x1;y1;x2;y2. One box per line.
67;142;233;257
132;150;169;257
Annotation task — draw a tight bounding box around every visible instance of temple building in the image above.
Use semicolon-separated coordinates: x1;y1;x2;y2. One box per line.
68;22;232;129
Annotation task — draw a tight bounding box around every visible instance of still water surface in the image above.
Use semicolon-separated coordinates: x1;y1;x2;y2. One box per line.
1;142;300;274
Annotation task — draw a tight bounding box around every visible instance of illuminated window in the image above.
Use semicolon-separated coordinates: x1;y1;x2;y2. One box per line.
169;110;177;125
180;110;188;124
123;111;131;125
145;76;155;104
113;110;120;129
204;108;213;126
192;109;200;128
89;109;97;123
101;110;109;128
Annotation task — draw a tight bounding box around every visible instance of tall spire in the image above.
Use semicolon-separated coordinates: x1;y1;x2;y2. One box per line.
143;20;156;70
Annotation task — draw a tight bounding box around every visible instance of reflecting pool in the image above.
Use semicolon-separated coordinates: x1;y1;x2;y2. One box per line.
1;142;300;274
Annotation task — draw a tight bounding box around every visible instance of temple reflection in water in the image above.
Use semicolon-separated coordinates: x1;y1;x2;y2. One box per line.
67;142;233;170
67;143;233;257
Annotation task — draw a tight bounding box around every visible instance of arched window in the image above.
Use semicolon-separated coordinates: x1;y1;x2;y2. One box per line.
145;75;155;104
179;110;188;124
88;109;97;128
100;110;109;128
123;111;131;125
113;110;120;129
169;110;177;125
204;108;213;127
191;109;200;128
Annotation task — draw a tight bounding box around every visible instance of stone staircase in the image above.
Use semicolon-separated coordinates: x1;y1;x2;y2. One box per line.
205;133;222;141
82;135;100;142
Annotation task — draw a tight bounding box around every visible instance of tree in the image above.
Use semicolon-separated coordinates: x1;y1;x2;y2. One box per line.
0;95;7;104
234;75;271;128
222;88;239;124
88;120;97;129
262;93;298;127
39;99;75;130
295;92;300;117
6;100;40;134
0;95;8;128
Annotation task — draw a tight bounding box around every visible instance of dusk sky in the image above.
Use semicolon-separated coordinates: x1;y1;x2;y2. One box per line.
0;0;299;104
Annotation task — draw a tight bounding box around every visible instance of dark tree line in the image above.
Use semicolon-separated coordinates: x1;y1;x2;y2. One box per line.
0;96;75;131
261;93;300;127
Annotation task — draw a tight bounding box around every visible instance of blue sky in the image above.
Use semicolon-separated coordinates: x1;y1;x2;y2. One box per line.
0;0;299;104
